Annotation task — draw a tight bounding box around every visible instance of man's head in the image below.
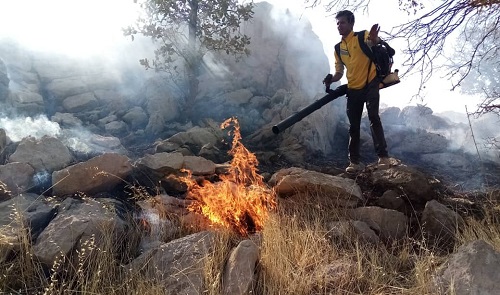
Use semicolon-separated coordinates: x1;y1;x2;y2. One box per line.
336;10;354;38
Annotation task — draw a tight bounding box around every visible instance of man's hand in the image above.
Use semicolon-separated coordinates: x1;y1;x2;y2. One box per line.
323;73;333;86
368;24;380;43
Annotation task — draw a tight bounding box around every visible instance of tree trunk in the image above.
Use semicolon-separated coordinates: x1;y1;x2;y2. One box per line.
186;0;200;118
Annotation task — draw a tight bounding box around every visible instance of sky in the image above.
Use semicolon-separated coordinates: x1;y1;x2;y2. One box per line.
0;0;482;114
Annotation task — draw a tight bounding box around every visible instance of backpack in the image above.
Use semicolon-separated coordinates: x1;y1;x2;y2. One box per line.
335;30;399;88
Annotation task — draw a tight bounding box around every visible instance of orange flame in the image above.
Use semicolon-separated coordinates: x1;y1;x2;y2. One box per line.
182;117;276;236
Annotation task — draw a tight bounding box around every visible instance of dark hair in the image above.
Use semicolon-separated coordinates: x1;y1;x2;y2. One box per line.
336;10;355;24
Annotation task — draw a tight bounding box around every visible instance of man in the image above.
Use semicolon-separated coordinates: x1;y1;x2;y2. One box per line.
325;10;391;173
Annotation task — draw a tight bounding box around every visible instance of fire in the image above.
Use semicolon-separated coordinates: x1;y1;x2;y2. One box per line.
182;117;277;236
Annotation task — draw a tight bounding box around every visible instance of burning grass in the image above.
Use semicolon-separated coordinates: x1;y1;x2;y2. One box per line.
181;117;277;236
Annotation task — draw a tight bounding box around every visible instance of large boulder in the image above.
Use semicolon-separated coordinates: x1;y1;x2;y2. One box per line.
7;90;45;115
399;105;451;130
156;126;223;156
348;206;408;241
33;197;128;266
8;136;73;173
269;167;364;207
422;200;465;247
370;165;441;203
141;76;181;136
223;239;259;295
129;231;214;294
0;162;35;194
433;240;500;295
122;106;149;130
391;130;449;154
0;193;55;263
45;76;89;102
62;92;99;113
133;152;216;193
51;153;132;196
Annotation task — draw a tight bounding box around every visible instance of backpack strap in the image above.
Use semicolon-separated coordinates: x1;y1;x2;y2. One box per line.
355;30;375;86
334;42;343;65
356;30;374;60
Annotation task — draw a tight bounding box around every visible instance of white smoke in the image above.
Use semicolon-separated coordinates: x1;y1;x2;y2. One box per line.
0;115;61;141
0;114;124;155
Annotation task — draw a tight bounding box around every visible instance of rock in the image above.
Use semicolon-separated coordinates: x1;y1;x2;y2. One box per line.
122;106;148;130
370;165;440;203
0;193;55;263
45;77;88;101
8;90;45;115
198;142;224;163
51;112;83;127
51;153;132;196
33;197;127;266
0;162;35;194
0;181;11;202
135;152;185;173
142;76;180;135
433;240;500;295
399;105;451;130
129;231;214;295
133;152;187;191
277;138;306;165
83;72;121;91
183;156;216;175
9;136;73;173
422;200;465;247
0;193;55;236
392;130;449;154
269;167;364;207
327;220;380;245
163;126;222;155
62;92;99;113
223;239;259;295
314;259;358;289
380;107;402;125
89;134;123;151
375;190;406;212
220;88;254;107
348;206;408;241
105;120;128;137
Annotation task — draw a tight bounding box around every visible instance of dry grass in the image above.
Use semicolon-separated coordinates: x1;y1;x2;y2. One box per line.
0;190;499;294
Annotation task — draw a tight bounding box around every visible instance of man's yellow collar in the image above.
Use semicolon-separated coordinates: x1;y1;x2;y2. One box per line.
342;30;355;41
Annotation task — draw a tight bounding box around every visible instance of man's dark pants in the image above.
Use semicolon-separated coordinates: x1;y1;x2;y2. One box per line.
346;79;388;164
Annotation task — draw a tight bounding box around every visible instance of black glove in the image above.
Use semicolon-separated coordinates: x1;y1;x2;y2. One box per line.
323;73;333;93
322;73;333;85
